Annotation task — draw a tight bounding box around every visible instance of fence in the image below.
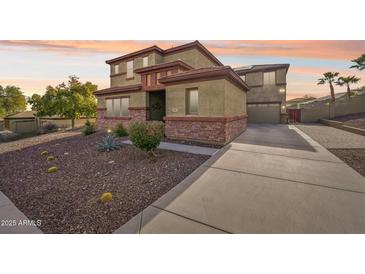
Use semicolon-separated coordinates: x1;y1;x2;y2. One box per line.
300;93;365;122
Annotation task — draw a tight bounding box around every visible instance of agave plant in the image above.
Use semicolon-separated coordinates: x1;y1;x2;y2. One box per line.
97;134;121;152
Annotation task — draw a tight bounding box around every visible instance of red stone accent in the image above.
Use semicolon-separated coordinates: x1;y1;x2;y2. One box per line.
96;107;149;129
164;115;247;144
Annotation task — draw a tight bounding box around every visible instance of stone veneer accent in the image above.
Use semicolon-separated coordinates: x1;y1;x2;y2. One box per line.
164;115;247;144
96;107;149;129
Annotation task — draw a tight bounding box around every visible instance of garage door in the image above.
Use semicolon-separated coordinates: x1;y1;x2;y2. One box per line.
247;103;280;124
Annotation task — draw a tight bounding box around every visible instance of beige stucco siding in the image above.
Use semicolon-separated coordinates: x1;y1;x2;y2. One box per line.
97;91;147;108
276;68;287;84
224;81;246;116
245;72;263;86
166;79;226;116
110;53;163;87
164;48;217;68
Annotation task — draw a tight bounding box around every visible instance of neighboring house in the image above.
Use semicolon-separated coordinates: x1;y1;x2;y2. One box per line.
94;40;250;144
4;111;37;133
234;64;290;124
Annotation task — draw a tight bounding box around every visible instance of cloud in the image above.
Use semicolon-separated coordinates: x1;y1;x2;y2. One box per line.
1;40;364;60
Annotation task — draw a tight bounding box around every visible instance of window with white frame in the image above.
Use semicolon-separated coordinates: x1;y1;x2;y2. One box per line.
106;97;129;117
113;64;119;75
142;56;148;67
126;60;134;78
263;71;276;85
186;89;198;115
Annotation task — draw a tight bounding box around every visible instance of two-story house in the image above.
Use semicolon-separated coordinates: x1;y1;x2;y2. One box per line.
94;40;249;144
234;64;290;123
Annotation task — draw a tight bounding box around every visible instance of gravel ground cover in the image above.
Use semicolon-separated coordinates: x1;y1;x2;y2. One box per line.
0;130;81;155
328;149;365;177
296;123;365;177
334;112;365;129
0;131;209;233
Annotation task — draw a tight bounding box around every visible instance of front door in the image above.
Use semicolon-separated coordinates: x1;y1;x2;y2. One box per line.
149;90;166;121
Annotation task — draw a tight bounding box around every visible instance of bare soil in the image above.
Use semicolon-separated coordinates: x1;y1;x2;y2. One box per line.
0;132;209;233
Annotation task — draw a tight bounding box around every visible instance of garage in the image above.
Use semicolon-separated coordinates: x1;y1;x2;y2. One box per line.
247;103;281;123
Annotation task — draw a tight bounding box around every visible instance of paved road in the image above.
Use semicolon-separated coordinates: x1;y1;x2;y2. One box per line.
296;123;365;148
115;124;365;233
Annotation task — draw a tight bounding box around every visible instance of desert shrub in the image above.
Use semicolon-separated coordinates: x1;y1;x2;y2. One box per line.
129;121;164;156
114;123;128;137
83;120;95;136
100;192;113;203
47;155;55;161
41;150;49;156
39;122;58;134
47;166;59;173
97;134;121;152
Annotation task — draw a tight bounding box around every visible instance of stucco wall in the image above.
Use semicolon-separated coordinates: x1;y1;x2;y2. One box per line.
224;81;246;116
300;93;365;122
97;91;147;109
245;72;263;86
165;79;226;116
164;48;217;68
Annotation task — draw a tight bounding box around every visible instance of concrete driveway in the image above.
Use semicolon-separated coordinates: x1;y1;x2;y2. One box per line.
115;124;365;233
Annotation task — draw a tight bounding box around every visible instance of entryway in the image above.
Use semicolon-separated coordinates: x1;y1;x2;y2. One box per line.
149;90;166;121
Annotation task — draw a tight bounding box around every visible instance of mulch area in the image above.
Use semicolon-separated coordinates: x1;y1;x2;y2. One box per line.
328;149;365;177
0;132;209;233
334;112;365;129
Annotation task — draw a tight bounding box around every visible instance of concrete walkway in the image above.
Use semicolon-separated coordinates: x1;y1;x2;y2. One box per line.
122;140;218;156
0;192;42;234
115;124;365;234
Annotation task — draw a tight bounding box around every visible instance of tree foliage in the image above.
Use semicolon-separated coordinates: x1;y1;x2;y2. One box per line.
0;85;27;117
317;72;339;102
28;76;97;128
336;75;361;98
350;54;365;71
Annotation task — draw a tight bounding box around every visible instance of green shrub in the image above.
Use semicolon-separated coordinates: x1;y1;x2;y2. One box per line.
97;134;121;152
41;150;49;156
114;123;128;137
129;121;164;156
47;166;59;173
83;120;95;136
47;155;55;161
100;192;113;203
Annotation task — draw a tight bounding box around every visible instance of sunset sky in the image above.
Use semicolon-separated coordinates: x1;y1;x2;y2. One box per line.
1;40;364;101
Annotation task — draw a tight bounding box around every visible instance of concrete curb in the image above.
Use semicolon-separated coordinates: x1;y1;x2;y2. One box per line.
319;119;365;136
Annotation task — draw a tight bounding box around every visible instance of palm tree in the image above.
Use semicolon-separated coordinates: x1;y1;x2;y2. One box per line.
350;54;365;71
317;72;339;102
336;75;361;98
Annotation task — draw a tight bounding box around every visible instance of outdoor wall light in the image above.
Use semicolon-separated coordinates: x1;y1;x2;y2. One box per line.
281;105;286;109
279;88;286;93
107;129;112;133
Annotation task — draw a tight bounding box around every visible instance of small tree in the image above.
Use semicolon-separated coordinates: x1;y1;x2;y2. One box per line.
129;121;164;157
336;75;361;98
350;54;365;71
0;85;27;117
317;72;339;102
28;76;97;128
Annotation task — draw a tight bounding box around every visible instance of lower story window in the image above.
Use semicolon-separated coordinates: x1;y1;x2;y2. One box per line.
186;88;198;115
106;97;129;117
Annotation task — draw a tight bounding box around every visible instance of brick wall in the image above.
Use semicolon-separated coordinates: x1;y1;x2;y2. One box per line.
96;107;148;129
164;115;247;144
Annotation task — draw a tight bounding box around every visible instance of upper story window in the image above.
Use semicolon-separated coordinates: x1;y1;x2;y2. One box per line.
106;97;129;117
113;64;119;75
156;72;162;85
142;56;148;67
126;60;134;79
186;88;199;115
263;71;276;85
146;74;152;86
